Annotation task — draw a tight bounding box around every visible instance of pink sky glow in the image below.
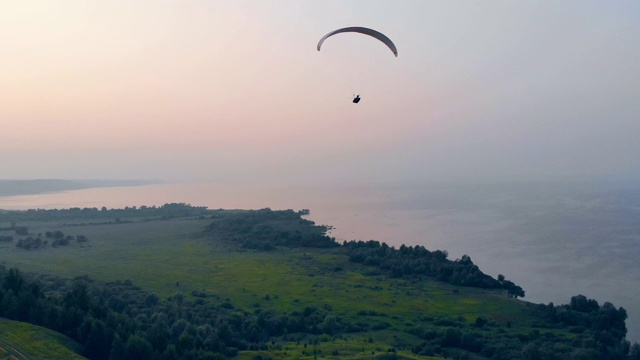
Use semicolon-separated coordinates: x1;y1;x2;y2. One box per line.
2;1;639;184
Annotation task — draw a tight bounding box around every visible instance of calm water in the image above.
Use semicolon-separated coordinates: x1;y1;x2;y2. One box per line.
1;181;639;342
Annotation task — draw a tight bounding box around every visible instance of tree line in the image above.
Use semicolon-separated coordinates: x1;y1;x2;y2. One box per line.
206;208;338;250
11;230;88;250
343;240;525;297
408;297;637;360
0;267;352;360
0;203;209;223
204;209;524;296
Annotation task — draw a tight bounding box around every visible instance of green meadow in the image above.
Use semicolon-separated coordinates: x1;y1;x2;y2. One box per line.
0;216;533;324
0;208;618;359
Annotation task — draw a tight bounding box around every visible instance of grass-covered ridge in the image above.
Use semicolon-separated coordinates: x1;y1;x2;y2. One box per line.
0;205;636;359
0;318;85;360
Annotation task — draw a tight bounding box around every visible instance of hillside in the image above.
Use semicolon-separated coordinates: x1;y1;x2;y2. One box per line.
0;318;85;360
0;205;636;359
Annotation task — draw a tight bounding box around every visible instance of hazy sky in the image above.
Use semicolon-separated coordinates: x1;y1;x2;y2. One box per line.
2;1;639;184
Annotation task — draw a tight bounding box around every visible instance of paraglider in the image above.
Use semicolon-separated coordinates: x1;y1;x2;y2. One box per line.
317;27;398;57
317;27;397;103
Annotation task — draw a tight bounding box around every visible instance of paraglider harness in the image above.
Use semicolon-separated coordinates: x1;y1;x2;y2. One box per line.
352;94;361;104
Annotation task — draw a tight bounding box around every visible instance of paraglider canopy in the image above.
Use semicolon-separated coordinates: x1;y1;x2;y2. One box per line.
317;27;398;57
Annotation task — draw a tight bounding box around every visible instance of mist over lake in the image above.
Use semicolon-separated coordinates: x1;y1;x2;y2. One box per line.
1;180;638;342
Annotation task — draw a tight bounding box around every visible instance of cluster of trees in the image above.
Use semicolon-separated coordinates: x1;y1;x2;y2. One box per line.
0;267;349;360
14;230;88;250
206;208;338;250
0;203;210;223
405;295;637;360
0;265;638;359
0;235;13;242
536;295;634;357
344;240;525;296
45;230;88;243
16;236;49;250
14;226;29;235
410;327;631;360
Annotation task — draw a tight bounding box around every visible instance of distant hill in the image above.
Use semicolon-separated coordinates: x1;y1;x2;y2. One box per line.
0;179;157;197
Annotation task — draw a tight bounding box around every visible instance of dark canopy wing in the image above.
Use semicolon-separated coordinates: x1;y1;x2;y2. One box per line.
317;27;398;57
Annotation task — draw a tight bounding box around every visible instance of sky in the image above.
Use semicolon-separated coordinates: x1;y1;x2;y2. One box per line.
2;1;639;185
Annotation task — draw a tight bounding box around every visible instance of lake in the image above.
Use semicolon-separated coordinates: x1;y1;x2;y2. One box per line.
1;180;638;342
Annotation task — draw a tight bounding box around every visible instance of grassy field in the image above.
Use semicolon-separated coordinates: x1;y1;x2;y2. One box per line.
237;337;443;360
0;213;573;359
0;217;534;320
0;318;85;360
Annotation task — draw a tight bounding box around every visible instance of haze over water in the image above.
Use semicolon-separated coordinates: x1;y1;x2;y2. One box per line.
1;180;639;342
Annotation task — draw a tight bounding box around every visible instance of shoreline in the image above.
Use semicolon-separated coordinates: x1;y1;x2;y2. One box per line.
0;179;157;197
0;181;639;342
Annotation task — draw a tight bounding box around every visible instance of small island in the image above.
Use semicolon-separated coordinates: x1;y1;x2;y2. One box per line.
0;204;637;359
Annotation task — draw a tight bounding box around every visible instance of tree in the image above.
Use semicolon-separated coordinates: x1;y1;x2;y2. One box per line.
163;344;178;360
3;268;24;292
64;282;90;311
147;320;170;353
14;226;28;235
124;335;153;360
320;314;338;335
84;319;111;360
109;334;125;360
630;343;640;360
474;317;487;328
0;289;19;319
460;332;483;353
442;328;462;347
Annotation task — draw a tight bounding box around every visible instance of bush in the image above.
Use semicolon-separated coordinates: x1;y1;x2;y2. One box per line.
14;226;28;235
